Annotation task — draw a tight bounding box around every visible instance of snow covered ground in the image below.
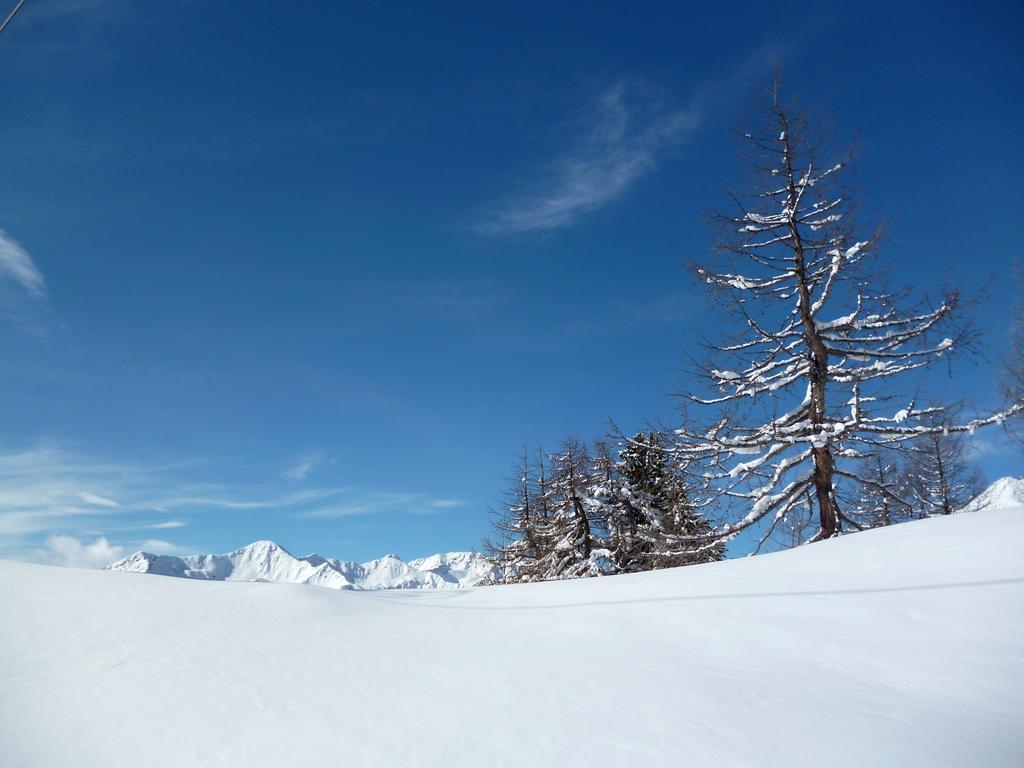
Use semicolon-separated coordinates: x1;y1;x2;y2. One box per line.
2;501;1022;766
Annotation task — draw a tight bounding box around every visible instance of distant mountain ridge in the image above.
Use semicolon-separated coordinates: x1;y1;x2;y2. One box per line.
109;479;1022;591
108;541;496;590
960;476;1024;514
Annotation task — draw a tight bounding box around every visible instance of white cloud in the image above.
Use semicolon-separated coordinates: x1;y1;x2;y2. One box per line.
302;492;468;519
0;229;46;298
476;81;700;235
78;491;120;507
137;538;179;553
0;442;354;542
282;452;332;481
0;441;364;561
154;487;347;510
39;534;124;569
0;441;465;563
0;443;142;536
429;499;466;509
968;432;1018;462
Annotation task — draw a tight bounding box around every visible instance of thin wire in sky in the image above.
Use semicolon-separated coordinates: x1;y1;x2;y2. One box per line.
0;0;28;37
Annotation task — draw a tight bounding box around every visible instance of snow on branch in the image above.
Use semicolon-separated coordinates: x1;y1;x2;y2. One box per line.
676;91;1008;547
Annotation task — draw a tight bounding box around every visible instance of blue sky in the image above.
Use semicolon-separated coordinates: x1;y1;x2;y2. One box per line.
0;0;1021;567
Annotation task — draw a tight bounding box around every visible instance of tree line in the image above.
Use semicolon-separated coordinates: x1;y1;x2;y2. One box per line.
484;434;724;584
484;80;1021;583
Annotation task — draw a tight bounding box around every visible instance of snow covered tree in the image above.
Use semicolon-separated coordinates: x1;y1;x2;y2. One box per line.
533;438;610;579
907;425;984;516
483;447;545;583
671;82;1020;550
596;437;651;572
487;434;724;582
846;451;915;527
589;439;631;564
603;432;723;570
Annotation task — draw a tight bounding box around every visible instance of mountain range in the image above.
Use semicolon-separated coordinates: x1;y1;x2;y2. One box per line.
108;477;1023;591
108;541;496;590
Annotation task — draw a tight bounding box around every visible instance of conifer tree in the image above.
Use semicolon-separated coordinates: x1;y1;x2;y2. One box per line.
671;82;1019;550
483;448;544;583
487;435;724;582
608;432;724;569
593;439;647;572
534;438;609;579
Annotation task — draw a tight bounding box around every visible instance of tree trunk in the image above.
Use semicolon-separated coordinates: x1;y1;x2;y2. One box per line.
808;339;838;538
780;116;839;539
571;494;592;557
936;440;952;515
812;447;838;537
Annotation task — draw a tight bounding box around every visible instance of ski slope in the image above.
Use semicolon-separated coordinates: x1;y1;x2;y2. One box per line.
2;504;1022;766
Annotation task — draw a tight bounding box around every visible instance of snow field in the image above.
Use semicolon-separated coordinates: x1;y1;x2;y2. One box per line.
1;504;1022;766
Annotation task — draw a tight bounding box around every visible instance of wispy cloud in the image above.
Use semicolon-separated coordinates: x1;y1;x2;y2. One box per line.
0;229;46;298
78;491;120;507
301;492;467;519
473;35;801;238
136;538;182;554
83;518;189;533
152;487;347;511
475;81;700;235
282;451;333;481
0;441;467;564
0;444;131;536
429;499;467;509
0;442;344;539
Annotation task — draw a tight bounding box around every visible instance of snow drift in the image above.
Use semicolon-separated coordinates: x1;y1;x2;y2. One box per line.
107;541;496;590
1;487;1022;766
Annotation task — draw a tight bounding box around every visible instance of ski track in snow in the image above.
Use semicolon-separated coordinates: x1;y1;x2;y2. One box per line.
2;503;1023;766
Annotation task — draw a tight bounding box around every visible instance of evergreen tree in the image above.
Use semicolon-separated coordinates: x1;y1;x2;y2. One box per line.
483;447;544;583
592;439;646;572
534;438;609;579
487;435;724;583
609;432;724;569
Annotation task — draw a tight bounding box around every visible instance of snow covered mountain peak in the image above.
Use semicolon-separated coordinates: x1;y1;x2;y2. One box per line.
961;476;1024;514
107;542;496;591
410;551;477;571
408;551;491;585
234;539;285;553
239;539;277;548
